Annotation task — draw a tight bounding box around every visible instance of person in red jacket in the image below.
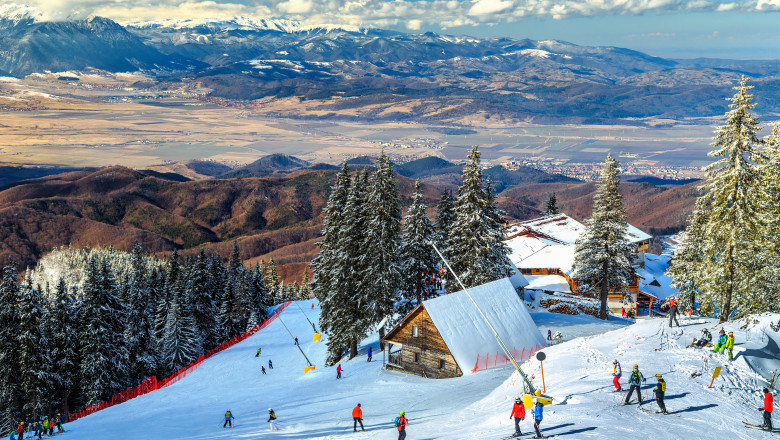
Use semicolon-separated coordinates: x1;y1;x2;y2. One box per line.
510;396;526;437
352;403;364;432
396;411;408;440
16;421;24;440
759;388;773;431
336;364;343;379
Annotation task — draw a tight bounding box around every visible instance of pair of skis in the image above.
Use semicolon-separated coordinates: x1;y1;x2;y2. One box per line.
500;433;553;439
743;421;778;435
640;408;679;417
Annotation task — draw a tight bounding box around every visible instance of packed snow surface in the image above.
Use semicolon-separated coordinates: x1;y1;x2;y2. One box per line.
63;301;779;439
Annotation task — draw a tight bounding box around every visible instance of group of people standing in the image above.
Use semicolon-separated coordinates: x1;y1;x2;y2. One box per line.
612;360;668;414
509;391;545;438
10;414;65;440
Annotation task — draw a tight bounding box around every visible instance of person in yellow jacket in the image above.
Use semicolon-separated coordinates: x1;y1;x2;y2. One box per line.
725;331;735;361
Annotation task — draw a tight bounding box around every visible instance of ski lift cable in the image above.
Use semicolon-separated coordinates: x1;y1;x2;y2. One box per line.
275;313;314;367
429;241;537;394
293;301;318;333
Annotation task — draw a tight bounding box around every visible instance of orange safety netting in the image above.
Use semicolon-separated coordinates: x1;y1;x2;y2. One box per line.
68;301;292;422
471;343;552;374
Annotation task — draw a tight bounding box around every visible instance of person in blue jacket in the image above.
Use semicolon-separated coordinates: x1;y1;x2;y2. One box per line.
367;347;372;362
532;396;544;439
223;409;235;428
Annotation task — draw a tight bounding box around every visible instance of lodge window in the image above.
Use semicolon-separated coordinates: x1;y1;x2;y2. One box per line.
414;352;420;363
438;359;445;369
412;326;418;337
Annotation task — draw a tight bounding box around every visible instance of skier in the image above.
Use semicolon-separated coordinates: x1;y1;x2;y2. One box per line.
336;364;343;379
367;347;372;362
294;337;299;346
47;417;54;436
261;365;267;375
56;413;64;433
510;395;526;437
624;364;646;406
224;410;235;428
352;403;365;432
668;300;680;327
256;347;262;357
532;396;544;439
712;329;728;353
16;422;23;440
759;388;773;431
269;359;273;369
396;411;408;440
693;328;712;348
547;329;552;341
725;331;735;361
612;359;623;391
654;374;668;414
41;419;49;437
267;408;278;431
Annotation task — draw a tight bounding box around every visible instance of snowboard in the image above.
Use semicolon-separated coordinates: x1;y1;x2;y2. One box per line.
640;408;679;417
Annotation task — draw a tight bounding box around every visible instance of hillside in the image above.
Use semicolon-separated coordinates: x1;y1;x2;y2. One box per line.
61;299;780;439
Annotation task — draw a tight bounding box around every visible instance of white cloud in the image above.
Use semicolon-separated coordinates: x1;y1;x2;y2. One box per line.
468;0;514;16
277;0;314;14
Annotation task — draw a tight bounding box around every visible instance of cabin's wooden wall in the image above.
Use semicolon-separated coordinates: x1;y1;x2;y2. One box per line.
386;308;461;378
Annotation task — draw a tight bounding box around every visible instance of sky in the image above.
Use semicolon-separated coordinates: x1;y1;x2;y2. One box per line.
6;1;780;59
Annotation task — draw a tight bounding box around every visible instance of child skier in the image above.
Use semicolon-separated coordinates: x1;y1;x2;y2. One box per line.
224;409;234;428
726;331;735;361
56;413;64;433
712;329;728;353
267;409;278;431
654;374;668;414
352;403;364;432
510;396;526;437
759;388;773;431
532;396;544;439
396;411;408;440
612;360;623;391
624;364;646;406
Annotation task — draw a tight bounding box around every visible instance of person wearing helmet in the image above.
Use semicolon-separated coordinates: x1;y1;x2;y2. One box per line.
623;364;646;406
612;360;623;391
267;408;278;431
223;409;234;428
532;397;544;439
396;411;408;440
759;388;773;431
712;329;728;353
56;413;64;433
693;328;712;348
16;422;24;440
725;331;735;361
352;403;364;432
654;374;668;414
510;395;526;437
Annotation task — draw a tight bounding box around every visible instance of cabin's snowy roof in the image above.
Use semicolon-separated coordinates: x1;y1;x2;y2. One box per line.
507;260;529;289
510;214;651;245
636;254;678;300
507;233;576;275
422;278;546;374
524;275;572;294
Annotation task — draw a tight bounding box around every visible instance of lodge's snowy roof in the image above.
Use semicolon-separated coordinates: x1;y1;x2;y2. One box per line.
636;253;678;300
509;214;651;245
524;274;572;294
422;278;546;374
508;260;530;289
507;232;576;275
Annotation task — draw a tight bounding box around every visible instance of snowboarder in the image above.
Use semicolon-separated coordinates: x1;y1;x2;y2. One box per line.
256;347;261;357
510;395;526;437
261;365;267;375
759;388;773;431
726;331;735;361
268;408;278;431
224;409;234;428
336;364;343;379
269;359;273;369
668;300;680;327
367;347;372;362
532;396;544;439
654;374;668;414
693;328;712;348
396;411;408;440
612;359;623;391
624;364;646;406
547;329;552;341
294;337;299;346
712;329;727;352
352;403;365;432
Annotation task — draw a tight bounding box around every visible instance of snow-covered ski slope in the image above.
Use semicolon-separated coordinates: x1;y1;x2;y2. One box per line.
65;302;779;439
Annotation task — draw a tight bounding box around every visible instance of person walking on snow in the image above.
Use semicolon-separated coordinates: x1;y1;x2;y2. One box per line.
612;360;623;391
367;347;372;362
256;347;261;357
396;411;408;440
336;364;343;379
352;403;365;432
668;300;680;327
759;388;773;431
654;374;668;414
624;364;646;406
547;329;552;341
223;410;234;428
532;394;544;439
267;409;278;431
269;359;273;369
510;395;526;437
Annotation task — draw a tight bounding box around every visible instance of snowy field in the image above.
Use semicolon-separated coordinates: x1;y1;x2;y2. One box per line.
62;302;779;440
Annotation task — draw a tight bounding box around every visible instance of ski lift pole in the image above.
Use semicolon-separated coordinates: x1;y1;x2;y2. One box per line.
276;314;314;367
429;241;536;394
293;301;318;333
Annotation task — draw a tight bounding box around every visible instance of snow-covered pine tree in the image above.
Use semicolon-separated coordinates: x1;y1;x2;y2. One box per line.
298;269;313;300
188;249;218;351
544;193;560;216
219;245;246;339
755;124;780;312
245;264;269;329
696;76;764;321
124;243;157;386
481;178;513;281
399;179;439;314
155;251;180;347
434;189;456;257
447;146;509;289
79;256;128;405
668;198;706;310
48;278;80;415
572;153;634;319
263;259;280;304
161;275;201;372
17;281;50;419
0;266;23;431
361;152;402;330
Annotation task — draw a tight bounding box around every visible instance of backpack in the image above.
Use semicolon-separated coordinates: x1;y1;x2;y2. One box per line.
394;417;400;427
630;371;640;384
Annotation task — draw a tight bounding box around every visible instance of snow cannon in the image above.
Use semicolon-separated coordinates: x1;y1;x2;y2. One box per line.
523;392;553;409
304;366;316;374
